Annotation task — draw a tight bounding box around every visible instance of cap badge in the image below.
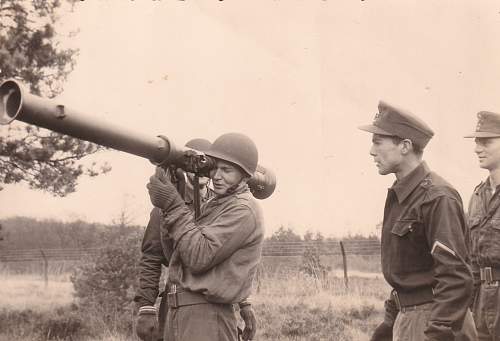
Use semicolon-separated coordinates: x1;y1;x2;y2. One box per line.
476;113;484;132
373;111;384;123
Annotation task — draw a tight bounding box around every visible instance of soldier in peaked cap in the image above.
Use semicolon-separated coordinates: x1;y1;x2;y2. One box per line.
465;111;500;340
360;101;476;341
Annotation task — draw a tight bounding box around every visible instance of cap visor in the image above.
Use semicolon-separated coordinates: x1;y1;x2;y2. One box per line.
464;132;500;138
358;124;394;136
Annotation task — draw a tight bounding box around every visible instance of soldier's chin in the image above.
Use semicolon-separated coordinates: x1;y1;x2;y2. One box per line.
479;161;493;170
212;185;226;195
377;167;390;175
478;158;488;168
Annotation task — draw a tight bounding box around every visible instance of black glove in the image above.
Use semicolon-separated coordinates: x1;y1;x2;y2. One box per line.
239;304;257;340
147;168;183;211
383;298;398;326
136;306;160;341
370;322;393;341
370;297;397;341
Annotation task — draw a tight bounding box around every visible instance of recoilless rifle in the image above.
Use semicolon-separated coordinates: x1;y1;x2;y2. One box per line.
0;79;276;202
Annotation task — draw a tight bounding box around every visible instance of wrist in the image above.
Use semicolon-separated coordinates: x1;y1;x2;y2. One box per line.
238;298;252;309
165;192;185;211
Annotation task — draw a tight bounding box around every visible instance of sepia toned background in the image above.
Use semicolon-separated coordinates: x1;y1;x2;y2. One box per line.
2;0;500;237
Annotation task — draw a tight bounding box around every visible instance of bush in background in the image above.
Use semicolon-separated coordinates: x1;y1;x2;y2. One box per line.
70;224;142;334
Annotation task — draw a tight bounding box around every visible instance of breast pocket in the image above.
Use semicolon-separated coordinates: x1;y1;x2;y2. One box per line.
390;219;431;273
490;217;500;230
479;216;500;264
466;215;483;264
391;220;414;237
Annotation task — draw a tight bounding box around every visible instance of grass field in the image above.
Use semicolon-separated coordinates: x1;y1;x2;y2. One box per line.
0;256;388;341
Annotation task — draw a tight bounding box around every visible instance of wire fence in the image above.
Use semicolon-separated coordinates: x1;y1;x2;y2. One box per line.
0;240;380;262
262;240;381;256
0;248;101;262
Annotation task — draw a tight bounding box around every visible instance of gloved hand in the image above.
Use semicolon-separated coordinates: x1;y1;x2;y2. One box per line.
239;304;257;341
136;306;160;341
383;298;398;326
370;322;393;341
147;168;183;211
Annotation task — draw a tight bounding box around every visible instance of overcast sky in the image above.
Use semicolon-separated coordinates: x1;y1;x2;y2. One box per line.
2;0;500;237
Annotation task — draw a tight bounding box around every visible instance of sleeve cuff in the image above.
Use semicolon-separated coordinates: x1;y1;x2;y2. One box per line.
138;305;157;315
238;297;252;308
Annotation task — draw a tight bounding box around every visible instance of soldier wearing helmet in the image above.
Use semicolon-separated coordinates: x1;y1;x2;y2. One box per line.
141;133;264;341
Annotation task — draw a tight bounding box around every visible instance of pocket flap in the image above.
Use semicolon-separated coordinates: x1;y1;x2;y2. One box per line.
489;217;500;229
391;220;416;237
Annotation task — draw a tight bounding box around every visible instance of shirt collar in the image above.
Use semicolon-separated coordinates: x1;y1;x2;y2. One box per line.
390;161;431;204
475;177;500;195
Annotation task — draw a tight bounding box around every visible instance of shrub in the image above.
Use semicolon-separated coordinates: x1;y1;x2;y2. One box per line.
0;306;91;341
300;244;331;288
279;305;350;341
70;224;142;333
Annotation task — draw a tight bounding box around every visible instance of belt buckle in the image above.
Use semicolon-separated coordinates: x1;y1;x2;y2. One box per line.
167;284;178;308
480;267;499;286
400;305;414;313
484;267;494;284
167;292;178;308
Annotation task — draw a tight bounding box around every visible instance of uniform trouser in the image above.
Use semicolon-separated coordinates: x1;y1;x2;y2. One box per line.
164;302;238;341
473;282;500;340
393;302;477;341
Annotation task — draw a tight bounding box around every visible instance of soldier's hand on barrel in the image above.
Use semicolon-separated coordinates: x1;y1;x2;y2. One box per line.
239;304;257;341
147;172;183;210
154;166;170;184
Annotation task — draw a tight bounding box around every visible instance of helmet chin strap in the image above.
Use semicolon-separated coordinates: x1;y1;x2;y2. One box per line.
220;177;249;197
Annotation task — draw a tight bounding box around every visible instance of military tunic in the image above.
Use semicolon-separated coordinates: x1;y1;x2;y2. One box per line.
468;178;500;340
162;185;264;304
381;162;474;340
143;184;263;341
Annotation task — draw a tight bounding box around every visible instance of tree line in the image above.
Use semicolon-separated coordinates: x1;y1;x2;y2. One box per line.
0;216;140;250
268;225;379;243
0;217;378;251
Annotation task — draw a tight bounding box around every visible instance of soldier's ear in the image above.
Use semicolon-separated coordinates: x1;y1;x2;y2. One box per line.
400;139;413;155
240;175;250;185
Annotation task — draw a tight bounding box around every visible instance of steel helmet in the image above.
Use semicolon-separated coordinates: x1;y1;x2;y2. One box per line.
185;138;212;153
206;133;258;177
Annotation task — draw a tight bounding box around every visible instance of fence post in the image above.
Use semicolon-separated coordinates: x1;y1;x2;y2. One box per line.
339;241;348;290
255;263;262;293
40;249;48;288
